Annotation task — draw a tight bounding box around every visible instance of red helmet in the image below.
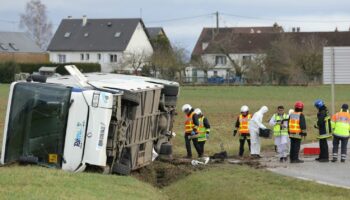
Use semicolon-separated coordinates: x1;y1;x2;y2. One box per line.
294;101;304;109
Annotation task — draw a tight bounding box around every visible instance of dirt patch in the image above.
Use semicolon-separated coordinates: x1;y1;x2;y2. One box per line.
132;158;206;188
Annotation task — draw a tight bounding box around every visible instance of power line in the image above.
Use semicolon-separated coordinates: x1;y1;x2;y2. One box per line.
145;13;212;24
221;12;350;24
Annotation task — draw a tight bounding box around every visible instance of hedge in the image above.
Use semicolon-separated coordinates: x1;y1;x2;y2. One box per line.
0;61;20;83
18;62;101;75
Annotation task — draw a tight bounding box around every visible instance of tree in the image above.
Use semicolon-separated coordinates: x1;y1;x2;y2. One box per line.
121;51;151;75
19;0;53;50
210;32;249;81
191;55;214;82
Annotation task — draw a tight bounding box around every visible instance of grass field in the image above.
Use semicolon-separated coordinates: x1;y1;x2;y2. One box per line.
1;84;350;199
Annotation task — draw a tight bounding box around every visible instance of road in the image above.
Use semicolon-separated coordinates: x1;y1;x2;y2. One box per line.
263;141;350;189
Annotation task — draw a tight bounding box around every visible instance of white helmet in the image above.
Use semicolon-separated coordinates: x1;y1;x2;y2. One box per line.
182;104;192;113
194;108;202;115
240;105;249;113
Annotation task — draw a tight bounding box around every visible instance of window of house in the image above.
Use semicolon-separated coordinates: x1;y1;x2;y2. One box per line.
80;54;84;60
242;55;252;65
110;54;117;63
64;32;71;38
97;53;101;60
114;32;121;37
213;71;218;77
86;53;90;60
215;55;226;65
58;54;66;63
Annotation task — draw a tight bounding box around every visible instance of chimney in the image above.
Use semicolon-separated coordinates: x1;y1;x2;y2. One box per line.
67;16;72;19
292;27;296;32
335;27;338;32
297;27;300;32
82;15;87;26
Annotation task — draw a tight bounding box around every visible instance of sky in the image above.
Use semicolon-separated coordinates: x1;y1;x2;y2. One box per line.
1;0;350;53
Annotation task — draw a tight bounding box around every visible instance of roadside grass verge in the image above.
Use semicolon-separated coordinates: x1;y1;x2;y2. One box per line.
163;163;350;200
0;165;167;200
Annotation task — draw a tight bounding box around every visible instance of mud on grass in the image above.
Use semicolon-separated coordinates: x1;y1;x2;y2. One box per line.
132;159;207;188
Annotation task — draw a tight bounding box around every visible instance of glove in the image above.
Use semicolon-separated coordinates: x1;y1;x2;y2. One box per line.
233;130;237;137
191;131;196;136
206;133;209;139
300;132;307;137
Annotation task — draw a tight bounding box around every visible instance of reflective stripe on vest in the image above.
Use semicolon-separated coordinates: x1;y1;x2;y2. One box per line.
198;116;207;142
239;114;251;134
185;112;195;133
331;112;350;137
317;115;333;139
289;112;301;134
273;113;289;136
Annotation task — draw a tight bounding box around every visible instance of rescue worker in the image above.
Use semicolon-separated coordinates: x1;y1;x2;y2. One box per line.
331;104;350;163
182;104;201;158
248;106;269;158
194;108;210;157
269;106;289;162
314;99;332;162
289;101;307;163
233;105;252;157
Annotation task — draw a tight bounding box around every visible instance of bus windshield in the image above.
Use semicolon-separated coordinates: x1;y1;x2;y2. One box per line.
4;82;71;167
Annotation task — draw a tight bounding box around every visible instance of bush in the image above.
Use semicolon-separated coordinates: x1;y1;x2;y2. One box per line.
0;61;20;83
18;62;101;75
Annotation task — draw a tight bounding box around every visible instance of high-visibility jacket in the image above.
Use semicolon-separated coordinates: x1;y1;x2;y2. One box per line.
289;112;302;139
317;115;333;139
331;111;350;137
273;113;289;136
239;114;251;135
198;116;209;142
185;112;195;133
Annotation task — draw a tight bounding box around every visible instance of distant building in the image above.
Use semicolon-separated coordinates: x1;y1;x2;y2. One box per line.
0;32;48;63
190;23;350;82
47;17;153;72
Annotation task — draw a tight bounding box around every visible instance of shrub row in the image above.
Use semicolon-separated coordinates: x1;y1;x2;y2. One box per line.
0;62;101;83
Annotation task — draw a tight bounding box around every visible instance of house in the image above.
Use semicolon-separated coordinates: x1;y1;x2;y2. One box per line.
190;24;350;82
47;17;153;73
0;32;48;63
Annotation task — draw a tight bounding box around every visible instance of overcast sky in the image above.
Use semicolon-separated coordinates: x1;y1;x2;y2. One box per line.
1;0;350;53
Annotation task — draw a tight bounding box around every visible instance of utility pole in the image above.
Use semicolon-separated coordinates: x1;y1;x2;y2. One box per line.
331;47;335;115
216;11;219;33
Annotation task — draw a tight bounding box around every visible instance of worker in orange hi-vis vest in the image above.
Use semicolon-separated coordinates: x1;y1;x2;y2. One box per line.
288;101;307;163
233;105;252;157
182;104;201;158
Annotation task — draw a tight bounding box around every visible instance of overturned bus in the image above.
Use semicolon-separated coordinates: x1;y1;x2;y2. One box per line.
1;65;179;175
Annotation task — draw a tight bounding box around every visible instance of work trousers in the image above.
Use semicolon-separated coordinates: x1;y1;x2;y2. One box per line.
250;130;261;155
198;141;206;157
184;134;201;157
290;138;301;161
275;135;289;158
239;135;251;156
319;138;329;159
332;135;349;161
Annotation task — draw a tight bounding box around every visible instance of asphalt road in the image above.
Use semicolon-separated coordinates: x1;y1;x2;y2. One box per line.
264;141;350;189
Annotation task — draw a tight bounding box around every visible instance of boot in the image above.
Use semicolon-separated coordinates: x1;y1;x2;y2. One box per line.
341;159;345;163
331;158;337;162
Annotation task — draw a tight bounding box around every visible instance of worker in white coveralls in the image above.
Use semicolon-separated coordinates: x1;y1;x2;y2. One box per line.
269;106;289;162
248;106;269;158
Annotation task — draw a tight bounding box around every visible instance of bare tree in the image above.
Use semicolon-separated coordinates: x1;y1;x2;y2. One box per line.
210;32;250;81
245;54;267;84
20;0;53;50
121;51;151;75
191;56;214;81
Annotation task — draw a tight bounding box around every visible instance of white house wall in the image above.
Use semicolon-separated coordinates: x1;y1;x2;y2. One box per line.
125;22;153;57
49;51;124;72
323;47;350;84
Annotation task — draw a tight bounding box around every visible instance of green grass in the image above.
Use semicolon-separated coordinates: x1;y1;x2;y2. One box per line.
0;166;167;200
164;164;350;200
